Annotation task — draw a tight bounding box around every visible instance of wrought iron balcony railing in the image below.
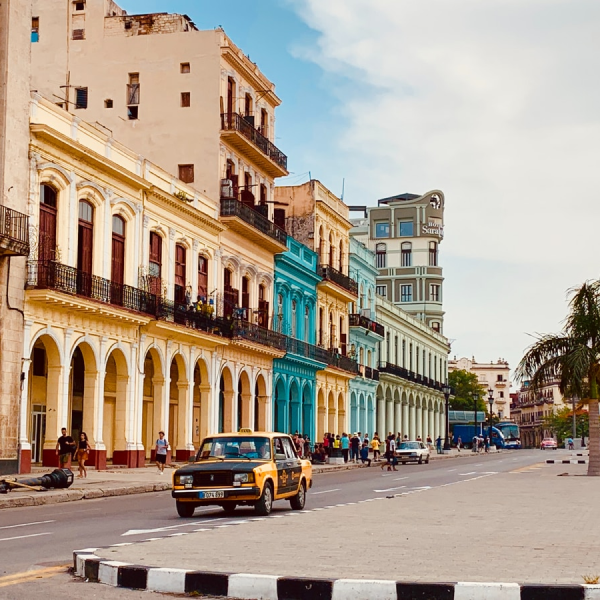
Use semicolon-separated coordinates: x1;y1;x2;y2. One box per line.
221;113;288;171
378;361;442;391
280;336;359;374
349;313;385;337
220;198;287;247
319;265;358;296
27;261;157;316
0;205;29;256
232;321;288;352
158;299;231;336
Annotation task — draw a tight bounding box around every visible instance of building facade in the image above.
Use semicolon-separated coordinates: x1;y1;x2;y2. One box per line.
276;180;359;439
21;96;283;472
0;0;32;474
348;237;383;436
30;0;288;205
449;357;511;420
376;297;449;440
351;190;445;333
272;237;325;442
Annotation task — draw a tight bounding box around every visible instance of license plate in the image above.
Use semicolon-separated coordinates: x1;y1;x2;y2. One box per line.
199;490;224;499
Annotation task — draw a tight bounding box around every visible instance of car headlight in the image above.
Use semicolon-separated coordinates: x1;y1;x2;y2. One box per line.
177;475;193;487
233;473;254;483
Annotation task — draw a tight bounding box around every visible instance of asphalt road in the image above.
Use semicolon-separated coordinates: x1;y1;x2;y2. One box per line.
0;447;559;583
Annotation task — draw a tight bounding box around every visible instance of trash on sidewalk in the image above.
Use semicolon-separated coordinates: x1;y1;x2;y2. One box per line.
0;468;74;494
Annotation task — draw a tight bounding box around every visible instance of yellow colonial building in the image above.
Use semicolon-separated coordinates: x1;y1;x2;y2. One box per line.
275;180;359;439
20;95;284;471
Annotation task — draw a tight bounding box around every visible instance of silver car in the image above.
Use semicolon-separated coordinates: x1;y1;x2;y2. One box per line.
396;441;431;464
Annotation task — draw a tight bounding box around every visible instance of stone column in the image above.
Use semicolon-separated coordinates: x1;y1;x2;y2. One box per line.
176;381;194;461
386;400;393;436
394;401;402;437
409;403;416;440
377;396;385;438
402;401;409;438
18;359;32;473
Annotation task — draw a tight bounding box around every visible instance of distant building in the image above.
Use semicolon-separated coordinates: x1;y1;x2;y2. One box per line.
351;190;445;333
449;357;511;420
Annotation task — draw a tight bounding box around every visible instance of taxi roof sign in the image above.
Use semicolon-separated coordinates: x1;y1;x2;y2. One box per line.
238;428;253;434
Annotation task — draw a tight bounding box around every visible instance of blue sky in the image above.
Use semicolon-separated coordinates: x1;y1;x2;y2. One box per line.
120;1;600;383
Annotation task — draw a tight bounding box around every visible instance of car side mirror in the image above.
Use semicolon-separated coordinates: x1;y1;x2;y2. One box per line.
275;453;286;461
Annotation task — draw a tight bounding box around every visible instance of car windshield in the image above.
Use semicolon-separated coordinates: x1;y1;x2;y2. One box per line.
197;436;272;461
400;442;419;450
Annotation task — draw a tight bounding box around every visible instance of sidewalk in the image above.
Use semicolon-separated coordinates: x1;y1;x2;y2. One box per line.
0;448;481;510
74;462;600;598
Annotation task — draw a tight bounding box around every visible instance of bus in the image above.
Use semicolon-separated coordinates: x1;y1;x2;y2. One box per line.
495;421;521;449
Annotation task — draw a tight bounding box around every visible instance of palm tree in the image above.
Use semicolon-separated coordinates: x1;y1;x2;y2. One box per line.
516;282;600;476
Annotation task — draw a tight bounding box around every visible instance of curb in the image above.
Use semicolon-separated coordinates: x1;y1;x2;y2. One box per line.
546;459;588;464
0;482;171;510
73;552;600;599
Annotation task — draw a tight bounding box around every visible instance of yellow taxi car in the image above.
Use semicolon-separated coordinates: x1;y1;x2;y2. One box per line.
171;429;312;517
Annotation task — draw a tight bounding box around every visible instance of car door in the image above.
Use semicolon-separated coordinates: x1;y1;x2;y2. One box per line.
281;437;302;495
274;437;291;497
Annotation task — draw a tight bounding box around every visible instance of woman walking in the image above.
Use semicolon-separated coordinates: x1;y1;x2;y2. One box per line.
76;432;91;478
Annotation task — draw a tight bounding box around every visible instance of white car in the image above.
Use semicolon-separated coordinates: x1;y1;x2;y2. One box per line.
396;441;430;464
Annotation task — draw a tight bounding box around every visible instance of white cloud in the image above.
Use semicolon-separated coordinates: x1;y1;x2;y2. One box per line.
290;0;600;373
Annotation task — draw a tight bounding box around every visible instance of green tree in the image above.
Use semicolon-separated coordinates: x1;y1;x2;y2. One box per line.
543;406;589;442
448;369;488;411
516;282;600;476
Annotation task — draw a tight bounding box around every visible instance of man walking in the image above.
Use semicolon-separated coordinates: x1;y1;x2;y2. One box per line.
340;432;350;463
350;433;360;463
155;431;169;474
55;428;76;467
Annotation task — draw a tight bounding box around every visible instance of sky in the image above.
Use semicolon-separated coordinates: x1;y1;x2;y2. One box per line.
121;0;600;385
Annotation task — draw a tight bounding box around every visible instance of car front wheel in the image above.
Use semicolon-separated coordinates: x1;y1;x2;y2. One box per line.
255;481;273;516
176;501;196;518
418;456;423;464
425;456;430;464
290;481;306;511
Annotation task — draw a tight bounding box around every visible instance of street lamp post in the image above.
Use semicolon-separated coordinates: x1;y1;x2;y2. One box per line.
472;392;479;436
488;388;494;447
443;384;451;451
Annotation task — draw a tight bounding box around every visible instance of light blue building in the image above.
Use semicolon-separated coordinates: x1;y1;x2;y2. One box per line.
348;237;384;436
273;238;325;442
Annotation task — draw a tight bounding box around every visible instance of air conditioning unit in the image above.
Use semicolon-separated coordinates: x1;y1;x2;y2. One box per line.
220;179;234;199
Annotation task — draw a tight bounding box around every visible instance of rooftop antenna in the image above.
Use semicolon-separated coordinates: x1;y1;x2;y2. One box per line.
341;178;345;201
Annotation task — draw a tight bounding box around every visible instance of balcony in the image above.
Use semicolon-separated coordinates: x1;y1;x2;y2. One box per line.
158;299;231;337
378;361;443;392
220;113;288;178
318;265;358;302
0;205;29;256
349;313;385;338
282;336;359;374
27;261;157;317
231;321;288;353
220;198;287;253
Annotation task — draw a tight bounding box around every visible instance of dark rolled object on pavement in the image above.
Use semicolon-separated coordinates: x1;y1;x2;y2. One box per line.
0;468;74;493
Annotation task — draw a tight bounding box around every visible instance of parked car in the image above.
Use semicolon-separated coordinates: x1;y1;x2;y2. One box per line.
171;429;312;518
540;438;558;450
396;441;430;464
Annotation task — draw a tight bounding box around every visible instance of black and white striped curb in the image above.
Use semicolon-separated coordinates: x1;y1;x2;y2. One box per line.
546;459;588;464
73;551;600;599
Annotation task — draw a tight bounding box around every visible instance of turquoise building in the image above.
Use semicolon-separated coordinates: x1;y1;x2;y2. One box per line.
348;237;384;436
273;238;325;442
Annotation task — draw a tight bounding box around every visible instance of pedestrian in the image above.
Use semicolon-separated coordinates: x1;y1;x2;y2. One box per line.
155;431;169;474
435;435;442;454
457;436;462;452
340;432;350;463
581;435;586;448
296;435;305;458
55;427;76;467
350;433;360;462
311;444;326;464
484;436;490;453
76;431;91;478
371;434;381;461
426;434;432;450
334;434;341;449
363;432;369;446
416;434;422;442
359;443;372;466
323;434;330;456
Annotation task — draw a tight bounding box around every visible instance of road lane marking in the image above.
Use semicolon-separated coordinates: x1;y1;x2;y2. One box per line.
122;518;225;536
393;476;408;481
0;520;55;531
373;486;406;493
459;472;477;475
0;566;67;588
311;488;340;495
0;532;52;543
447;469;456;472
